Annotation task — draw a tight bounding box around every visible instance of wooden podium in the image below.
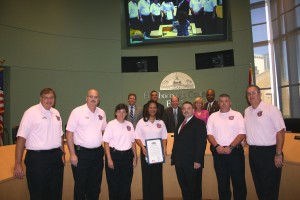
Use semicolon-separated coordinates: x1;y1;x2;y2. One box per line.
1;133;300;200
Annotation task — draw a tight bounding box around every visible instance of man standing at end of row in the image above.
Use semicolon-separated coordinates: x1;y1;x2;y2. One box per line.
14;88;64;200
207;94;247;200
66;89;107;200
245;85;285;200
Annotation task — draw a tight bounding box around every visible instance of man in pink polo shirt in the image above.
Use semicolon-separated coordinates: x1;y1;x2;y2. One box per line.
14;88;65;200
207;93;247;200
66;89;107;200
244;85;285;200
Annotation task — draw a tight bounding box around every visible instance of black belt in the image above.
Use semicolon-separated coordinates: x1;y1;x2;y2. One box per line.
220;145;243;149
249;145;276;150
229;144;242;149
204;11;213;15
110;147;131;154
74;145;101;151
27;147;61;153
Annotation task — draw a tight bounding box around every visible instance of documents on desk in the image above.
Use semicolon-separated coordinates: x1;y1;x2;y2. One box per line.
150;23;202;38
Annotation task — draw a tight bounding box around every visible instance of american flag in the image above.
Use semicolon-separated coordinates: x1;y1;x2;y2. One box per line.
0;68;4;144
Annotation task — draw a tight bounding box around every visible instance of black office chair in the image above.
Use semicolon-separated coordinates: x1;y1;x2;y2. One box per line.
284;118;300;133
12;125;19;144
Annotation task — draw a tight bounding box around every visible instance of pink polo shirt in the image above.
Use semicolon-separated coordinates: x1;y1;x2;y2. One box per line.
103;119;135;151
194;109;209;124
66;104;107;148
207;109;245;146
245;101;285;146
17;103;63;150
135;118;167;146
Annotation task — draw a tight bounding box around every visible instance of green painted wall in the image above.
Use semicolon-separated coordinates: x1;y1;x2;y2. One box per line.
0;0;253;144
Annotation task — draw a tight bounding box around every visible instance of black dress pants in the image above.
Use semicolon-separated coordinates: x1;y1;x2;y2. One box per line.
211;145;247;200
105;148;134;200
129;17;141;30
203;12;216;34
191;12;204;30
72;146;104;200
140;149;164;200
249;145;282;200
152;15;162;30
141;15;152;37
175;165;203;200
25;148;64;200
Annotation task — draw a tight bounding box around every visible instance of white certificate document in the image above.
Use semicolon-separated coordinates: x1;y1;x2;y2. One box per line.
145;138;165;164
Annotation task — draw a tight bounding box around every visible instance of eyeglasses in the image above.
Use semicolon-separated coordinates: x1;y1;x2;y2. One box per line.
42;96;55;100
88;95;99;99
247;91;259;96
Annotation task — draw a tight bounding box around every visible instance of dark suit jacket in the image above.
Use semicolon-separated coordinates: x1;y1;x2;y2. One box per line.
203;100;220;115
162;107;184;133
126;105;143;128
176;0;190;17
171;116;207;168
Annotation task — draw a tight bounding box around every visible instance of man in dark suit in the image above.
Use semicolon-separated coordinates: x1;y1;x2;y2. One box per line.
176;0;191;19
203;89;220;115
126;93;143;128
171;101;207;200
162;96;184;133
143;90;164;119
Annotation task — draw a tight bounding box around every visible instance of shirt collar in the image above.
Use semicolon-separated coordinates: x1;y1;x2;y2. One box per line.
38;103;53;114
185;115;193;123
84;103;99;114
250;101;264;111
219;108;232;115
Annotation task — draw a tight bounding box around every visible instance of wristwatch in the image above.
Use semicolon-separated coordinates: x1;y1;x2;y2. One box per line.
229;145;235;150
275;151;283;156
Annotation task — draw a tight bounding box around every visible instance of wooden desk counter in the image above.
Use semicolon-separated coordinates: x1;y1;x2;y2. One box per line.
1;133;300;200
150;23;202;38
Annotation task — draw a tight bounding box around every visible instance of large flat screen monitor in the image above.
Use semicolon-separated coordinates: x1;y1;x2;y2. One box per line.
125;0;228;46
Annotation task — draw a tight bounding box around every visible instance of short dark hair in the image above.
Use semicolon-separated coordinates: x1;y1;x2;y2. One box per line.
206;89;216;94
40;88;56;98
219;93;231;99
246;85;261;93
182;101;193;107
114;103;128;118
128;93;137;99
150;90;157;95
171;95;179;102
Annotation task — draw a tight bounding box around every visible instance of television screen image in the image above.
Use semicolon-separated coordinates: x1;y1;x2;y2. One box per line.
125;0;228;46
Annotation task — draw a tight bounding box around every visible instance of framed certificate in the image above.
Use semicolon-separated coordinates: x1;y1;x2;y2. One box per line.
145;138;165;164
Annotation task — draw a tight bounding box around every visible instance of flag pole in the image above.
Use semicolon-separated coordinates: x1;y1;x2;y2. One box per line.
249;63;254;85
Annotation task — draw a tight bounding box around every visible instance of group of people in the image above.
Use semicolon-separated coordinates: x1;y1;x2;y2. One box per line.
128;0;176;36
128;0;220;37
13;85;285;200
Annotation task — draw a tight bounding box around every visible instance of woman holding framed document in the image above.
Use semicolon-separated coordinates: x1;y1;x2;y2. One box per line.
103;103;137;200
135;100;167;200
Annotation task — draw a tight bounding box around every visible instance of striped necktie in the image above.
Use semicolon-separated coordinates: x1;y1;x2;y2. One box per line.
207;103;212;112
130;106;134;120
173;109;178;128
